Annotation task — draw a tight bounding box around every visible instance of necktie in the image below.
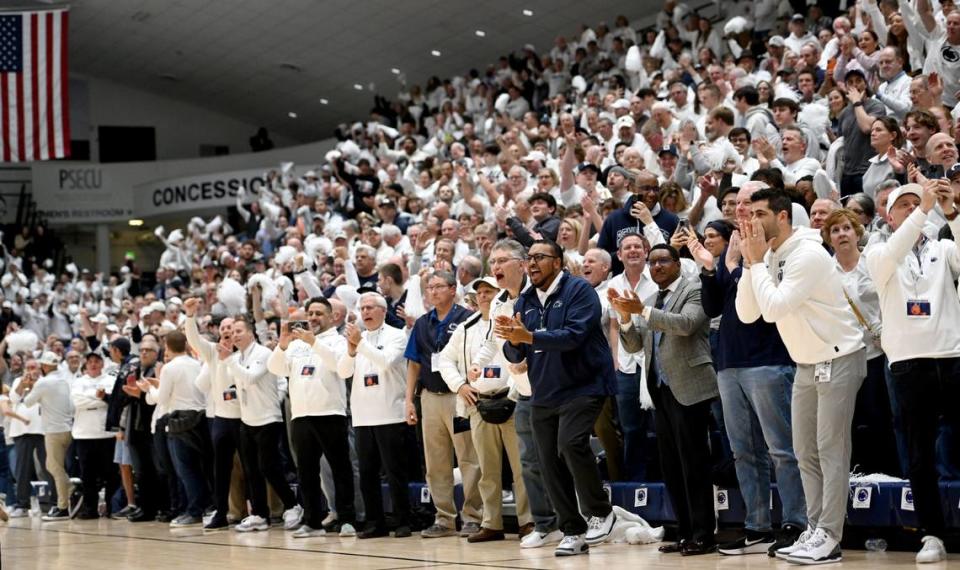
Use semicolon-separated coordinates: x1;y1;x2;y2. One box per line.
650;289;670;386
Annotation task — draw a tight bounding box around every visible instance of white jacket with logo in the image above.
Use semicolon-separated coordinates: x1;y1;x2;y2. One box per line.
736;227;864;364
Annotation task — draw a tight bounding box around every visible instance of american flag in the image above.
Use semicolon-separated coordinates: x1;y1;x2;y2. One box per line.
0;9;69;162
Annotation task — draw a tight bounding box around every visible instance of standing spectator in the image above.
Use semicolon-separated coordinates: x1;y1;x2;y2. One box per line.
499;239;617;556
71;352;119;519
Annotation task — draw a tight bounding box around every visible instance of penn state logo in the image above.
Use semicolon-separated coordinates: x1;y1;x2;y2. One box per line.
552;300;563;308
637;489;646;502
943;45;960;63
857;488;869;502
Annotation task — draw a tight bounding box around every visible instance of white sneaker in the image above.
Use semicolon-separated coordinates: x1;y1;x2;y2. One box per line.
555;534;589;556
9;507;29;518
787;528;841;565
584;510;617;545
282;505;303;531
203;509;216;526
339;522;357;537
292;524;327;539
234;515;270;533
917;535;947;564
775;527;814;560
521;529;564;549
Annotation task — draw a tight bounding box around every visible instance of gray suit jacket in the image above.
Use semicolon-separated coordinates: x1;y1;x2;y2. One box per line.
619;276;718;406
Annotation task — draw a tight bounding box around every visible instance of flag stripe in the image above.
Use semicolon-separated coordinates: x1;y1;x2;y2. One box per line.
57;10;68;158
20;13;31;161
31;13;40;161
45;11;54;160
0;76;7;162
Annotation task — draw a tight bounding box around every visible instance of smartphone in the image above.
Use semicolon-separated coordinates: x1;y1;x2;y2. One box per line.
678;219;691;234
288;320;310;332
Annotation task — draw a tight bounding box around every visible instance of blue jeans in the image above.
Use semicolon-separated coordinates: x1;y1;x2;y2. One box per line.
168;420;212;518
514;397;557;533
615;370;653;481
718;365;807;531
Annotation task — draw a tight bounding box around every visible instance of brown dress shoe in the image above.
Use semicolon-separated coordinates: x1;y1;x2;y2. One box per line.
467;527;506;543
518;522;535;538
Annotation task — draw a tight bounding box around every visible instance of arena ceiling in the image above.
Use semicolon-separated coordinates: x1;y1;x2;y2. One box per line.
43;0;660;143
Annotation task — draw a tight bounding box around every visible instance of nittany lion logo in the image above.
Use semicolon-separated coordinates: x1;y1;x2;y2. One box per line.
943;45;959;64
857;489;869;502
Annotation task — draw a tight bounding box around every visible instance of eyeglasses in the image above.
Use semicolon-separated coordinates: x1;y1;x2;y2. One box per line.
527;253;559;264
490;257;519;266
648;258;676;267
426;285;454;291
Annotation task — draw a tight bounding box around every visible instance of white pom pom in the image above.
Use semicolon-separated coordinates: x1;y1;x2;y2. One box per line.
701;138;742;173
494;93;510;114
572;75;587;93
6;329;39;355
217;278;247;316
625;45;643;73
625;526;659;545
154;225;166;239
335;285;360;313
724;16;752;36
274;246;297;267
246;273;279;309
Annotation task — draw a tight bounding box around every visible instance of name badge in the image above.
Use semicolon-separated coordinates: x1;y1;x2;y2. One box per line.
431;353;441;372
223;385;238;401
300;365;316;377
482;366;501;379
364;373;379;387
906;299;931;318
814;361;832;384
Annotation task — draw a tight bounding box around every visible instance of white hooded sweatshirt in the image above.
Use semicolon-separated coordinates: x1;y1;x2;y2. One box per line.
736;227;864;364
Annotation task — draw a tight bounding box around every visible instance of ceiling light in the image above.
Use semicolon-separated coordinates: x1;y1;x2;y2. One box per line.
353;84;364;90
391;68;401;74
431;49;441;57
319;98;329;105
288;111;298;118
475;30;486;37
522;9;534;16
128;219;144;227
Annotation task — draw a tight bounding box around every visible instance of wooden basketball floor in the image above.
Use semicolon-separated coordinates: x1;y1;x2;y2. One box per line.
0;517;930;569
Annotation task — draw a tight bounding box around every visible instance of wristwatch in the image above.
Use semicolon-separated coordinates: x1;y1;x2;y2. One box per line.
853;101;864;107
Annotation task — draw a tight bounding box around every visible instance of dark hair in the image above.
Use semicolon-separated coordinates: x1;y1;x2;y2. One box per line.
379;262;403;285
733;86;760;106
873;116;904;148
234;316;255;333
705;219;735;242
306;296;332;312
649;244;681;263
749;188;794;221
904;109;939;133
771;98;800;114
165;331;187;353
728;127;751;142
529;192;557;211
751;168;785;190
532;239;564;260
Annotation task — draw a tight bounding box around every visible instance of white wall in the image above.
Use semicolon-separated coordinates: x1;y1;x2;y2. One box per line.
75;76;301;161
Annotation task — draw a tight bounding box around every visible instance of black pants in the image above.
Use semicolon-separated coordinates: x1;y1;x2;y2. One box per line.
127;428;160;516
851;356;900;476
650;381;716;543
290;415;355;528
356;423;410;529
13;434;52;509
210;417;243;521
153;416;185;515
531;395;612;536
75;438;120;516
890;357;960;534
239;421;296;518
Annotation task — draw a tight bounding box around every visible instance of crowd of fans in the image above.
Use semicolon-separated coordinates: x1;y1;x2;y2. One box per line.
2;0;960;565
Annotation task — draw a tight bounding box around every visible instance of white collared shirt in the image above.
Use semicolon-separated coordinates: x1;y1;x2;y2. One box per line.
607;267;659;373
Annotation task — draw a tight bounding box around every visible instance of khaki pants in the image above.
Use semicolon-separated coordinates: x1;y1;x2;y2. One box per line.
228;453;246;520
44;432;73;510
469;408;531;530
421;391;482;528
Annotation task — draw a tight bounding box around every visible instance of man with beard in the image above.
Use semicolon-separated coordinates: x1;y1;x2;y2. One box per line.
597;170;679;274
498;240;617;556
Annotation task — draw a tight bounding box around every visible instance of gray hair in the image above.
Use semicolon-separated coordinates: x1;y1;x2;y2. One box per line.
586;248;612;267
491;238;526;260
429;270;457;287
358;292;387;309
458;256;483;281
381;224;401;239
355;244;377;258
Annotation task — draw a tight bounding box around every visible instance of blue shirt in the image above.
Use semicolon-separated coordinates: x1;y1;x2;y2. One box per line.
405;304;473;393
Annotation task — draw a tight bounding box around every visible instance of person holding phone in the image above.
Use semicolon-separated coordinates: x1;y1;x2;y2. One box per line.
266;298;356;538
864;179;960;564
